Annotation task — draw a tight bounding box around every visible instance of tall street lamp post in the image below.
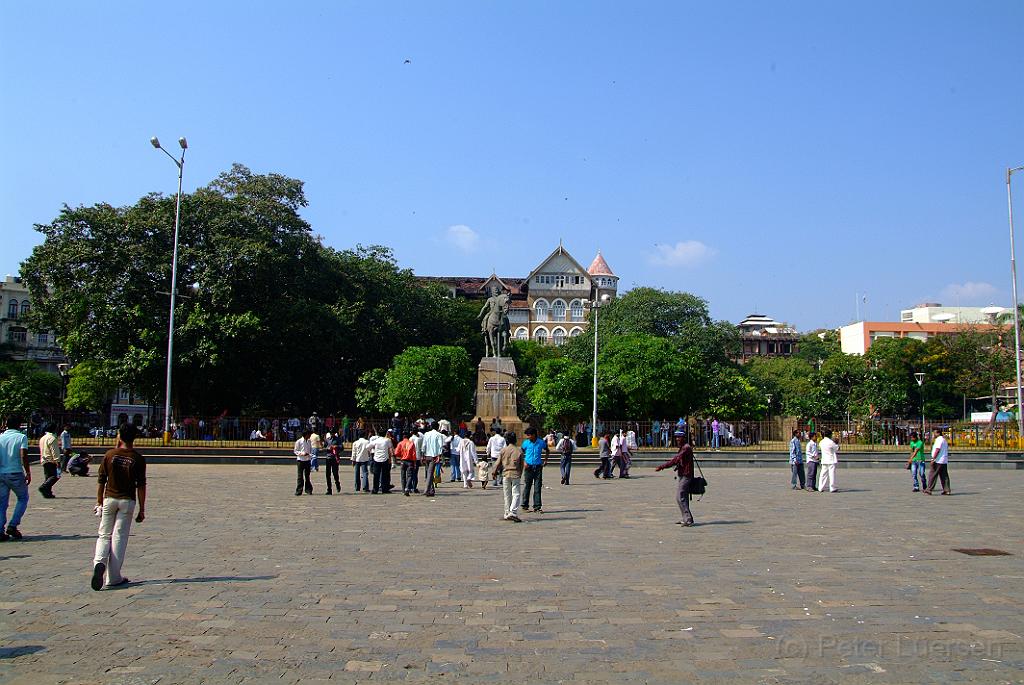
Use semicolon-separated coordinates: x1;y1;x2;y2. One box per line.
914;372;925;436
589;294;610;447
150;135;188;445
1007;165;1024;445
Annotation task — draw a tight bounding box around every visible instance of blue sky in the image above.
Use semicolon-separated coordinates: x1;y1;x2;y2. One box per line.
2;1;1021;330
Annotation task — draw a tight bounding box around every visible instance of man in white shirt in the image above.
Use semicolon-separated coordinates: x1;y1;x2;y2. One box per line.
487;430;507;486
448;432;461;482
817;429;839;493
421;426;445;496
293;430;313;496
350;431;371;493
369;430;395;494
925;428;951;495
804;432;820;492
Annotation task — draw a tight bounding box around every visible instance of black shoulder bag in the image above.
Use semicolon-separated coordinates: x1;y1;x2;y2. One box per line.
689;456;708;499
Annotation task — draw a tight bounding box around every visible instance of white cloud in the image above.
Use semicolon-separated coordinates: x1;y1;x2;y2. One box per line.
940;281;999;304
445;224;480;253
649;240;717;267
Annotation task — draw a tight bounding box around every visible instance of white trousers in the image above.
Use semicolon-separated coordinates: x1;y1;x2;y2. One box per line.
502;477;522;518
93;497;135;584
819;463;837;492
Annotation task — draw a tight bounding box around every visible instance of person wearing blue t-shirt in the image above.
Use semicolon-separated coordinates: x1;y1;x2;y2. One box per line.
520;427;549;513
0;413;32;541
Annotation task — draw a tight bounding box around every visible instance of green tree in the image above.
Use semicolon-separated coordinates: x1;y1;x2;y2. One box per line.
506;340;562;417
22;165;476;416
942;326;1017;428
744;356;816;417
794;330;842;365
527;357;591;429
705;365;767;419
376;346;474;418
63;360;118;412
598;334;705;418
0;362;61;417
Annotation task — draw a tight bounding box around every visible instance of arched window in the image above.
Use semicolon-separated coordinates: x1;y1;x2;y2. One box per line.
20;301;30;316
570;300;584;321
534;299;548;322
551;299;566;321
7;300;17;318
570;327;584;337
552;327;567;346
534;327;548;344
515;327;528;341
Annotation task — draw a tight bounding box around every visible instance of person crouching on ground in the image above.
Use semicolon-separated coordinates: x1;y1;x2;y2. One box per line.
67;451;91;477
496;432;524;522
655;433;695;526
91;423;146;590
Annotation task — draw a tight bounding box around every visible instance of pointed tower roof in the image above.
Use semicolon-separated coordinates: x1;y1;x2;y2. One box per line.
587;251;616;277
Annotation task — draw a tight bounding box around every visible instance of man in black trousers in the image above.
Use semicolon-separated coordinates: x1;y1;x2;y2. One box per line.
655;433;695;526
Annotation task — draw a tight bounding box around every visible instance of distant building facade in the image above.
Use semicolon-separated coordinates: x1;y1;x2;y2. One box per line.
839;320;1000;355
415;244;618;346
900;302;1005;325
736;313;799;362
0;275;64;373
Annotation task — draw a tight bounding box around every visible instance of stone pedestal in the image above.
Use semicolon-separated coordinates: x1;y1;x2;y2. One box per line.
475;357;523;438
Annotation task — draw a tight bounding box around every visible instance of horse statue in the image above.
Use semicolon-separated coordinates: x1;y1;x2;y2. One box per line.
478;285;511;357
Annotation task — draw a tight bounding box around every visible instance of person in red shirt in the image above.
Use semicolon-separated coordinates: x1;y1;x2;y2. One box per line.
395;431;419;496
655;432;695;527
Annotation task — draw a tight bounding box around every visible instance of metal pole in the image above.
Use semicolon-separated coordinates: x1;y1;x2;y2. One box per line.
591;302;599;447
163;152;185;445
1007;166;1024;446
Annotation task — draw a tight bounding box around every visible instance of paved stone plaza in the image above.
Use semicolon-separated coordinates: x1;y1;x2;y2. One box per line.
1;464;1022;684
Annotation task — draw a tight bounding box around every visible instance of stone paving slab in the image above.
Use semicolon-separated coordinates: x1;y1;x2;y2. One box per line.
0;465;1022;684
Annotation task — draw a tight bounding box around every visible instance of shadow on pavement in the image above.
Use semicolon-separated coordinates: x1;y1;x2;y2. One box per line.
0;645;45;659
132;575;278;587
695;520;753;526
26;534;94;541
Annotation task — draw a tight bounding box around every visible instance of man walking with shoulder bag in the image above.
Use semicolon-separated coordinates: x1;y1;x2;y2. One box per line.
655;433;695;526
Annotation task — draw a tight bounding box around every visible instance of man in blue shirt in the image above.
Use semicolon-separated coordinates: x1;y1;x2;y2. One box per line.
520;427;549;513
789;429;805;490
0;413;32;541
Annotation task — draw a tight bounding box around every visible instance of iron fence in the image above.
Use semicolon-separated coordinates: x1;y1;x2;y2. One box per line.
23;412;1024;452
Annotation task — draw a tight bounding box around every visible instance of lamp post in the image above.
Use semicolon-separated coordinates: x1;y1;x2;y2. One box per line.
1007;165;1024;445
150;135;188;445
589;294;610;447
914;372;925;435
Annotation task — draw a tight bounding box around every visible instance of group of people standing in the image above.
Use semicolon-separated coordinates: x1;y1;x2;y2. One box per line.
788;427;952;494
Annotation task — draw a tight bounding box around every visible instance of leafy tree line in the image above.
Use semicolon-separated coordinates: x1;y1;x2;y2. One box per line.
21;164;481;416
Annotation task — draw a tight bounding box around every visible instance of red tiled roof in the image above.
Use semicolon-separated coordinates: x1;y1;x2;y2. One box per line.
587;251;615;277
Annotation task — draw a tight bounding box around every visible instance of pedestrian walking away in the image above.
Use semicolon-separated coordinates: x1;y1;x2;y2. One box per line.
458;433;478;488
323;432;341;495
350;431;371;492
38;423;61;498
396;431;419;496
91;423;147;590
594;431;613;479
906;431;926;492
924;428;951;495
421;425;444;496
59;424;73;471
655;433;695;526
496;431;524;522
0;413;31;541
520;426;549;512
487;429;506;486
818;429;839;493
293;430;314;496
309;430;322;472
804;432;820;492
789;429;805;490
557;430;575;485
369;430;395;494
448;431;462;482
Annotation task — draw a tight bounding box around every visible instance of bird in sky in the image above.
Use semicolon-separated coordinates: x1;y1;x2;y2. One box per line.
403;59;412;64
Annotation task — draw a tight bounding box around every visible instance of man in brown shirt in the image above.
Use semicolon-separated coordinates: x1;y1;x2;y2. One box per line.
91;423;147;590
496;432;524;523
655;433;695;527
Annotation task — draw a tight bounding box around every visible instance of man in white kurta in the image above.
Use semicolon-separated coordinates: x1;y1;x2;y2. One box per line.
818;429;839;493
458;437;478;488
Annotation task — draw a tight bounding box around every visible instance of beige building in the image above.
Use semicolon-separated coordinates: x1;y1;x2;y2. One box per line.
1;275;64;373
417;244;619;346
